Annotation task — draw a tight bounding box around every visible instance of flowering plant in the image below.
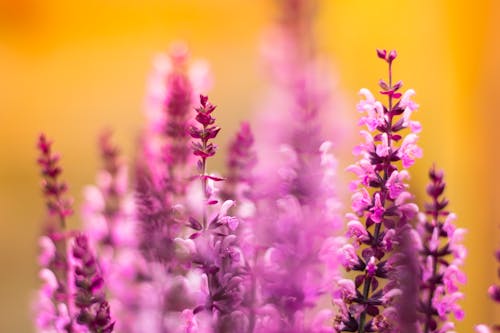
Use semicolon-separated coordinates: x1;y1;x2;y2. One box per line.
31;1;497;333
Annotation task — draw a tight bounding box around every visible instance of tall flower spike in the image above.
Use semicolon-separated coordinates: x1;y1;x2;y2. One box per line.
71;233;114;333
83;130;132;247
82;131;143;333
35;134;76;332
37;134;73;228
250;1;344;331
142;45;211;197
336;50;421;333
417;166;466;332
220;122;257;202
188;95;249;332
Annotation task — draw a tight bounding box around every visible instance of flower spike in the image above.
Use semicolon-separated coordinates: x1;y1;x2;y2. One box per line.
336;50;421;333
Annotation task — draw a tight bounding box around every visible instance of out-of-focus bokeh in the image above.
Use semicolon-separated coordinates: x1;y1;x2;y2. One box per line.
0;0;498;331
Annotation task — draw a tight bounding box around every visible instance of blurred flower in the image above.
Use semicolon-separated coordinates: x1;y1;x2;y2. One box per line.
417;166;466;333
34;134;77;333
71;233;114;333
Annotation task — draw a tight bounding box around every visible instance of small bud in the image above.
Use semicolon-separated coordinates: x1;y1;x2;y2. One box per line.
379;79;389;90
393;80;403;90
388;50;397;62
376;49;387;60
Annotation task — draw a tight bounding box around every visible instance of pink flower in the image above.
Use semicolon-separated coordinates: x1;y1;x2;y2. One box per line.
351;188;371;214
333;279;356;301
375;133;390;157
38;236;56;267
369;193;385;223
338;244;359;270
181;309;199;333
443;264;467;293
366;256;377;277
346;159;377;190
399;89;419;111
346;219;369;243
386;170;408;199
399;133;423;168
433;288;464;320
357;88;386;132
475;325;492;333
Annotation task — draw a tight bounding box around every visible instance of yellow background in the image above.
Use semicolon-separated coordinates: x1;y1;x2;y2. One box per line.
0;0;498;331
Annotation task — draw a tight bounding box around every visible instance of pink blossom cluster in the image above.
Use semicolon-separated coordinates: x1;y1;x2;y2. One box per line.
417;167;466;333
333;49;422;333
32;48;477;333
35;135;114;333
31;2;500;333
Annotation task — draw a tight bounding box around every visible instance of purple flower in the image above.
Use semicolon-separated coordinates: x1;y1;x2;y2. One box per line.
37;134;73;225
417;166;466;333
220;122;257;204
71;233;114;332
34;134;77;333
336;49;422;333
186;95;250;332
82;131;143;333
142;45;211;196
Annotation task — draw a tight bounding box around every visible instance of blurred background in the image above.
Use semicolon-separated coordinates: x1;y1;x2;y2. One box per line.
0;0;499;331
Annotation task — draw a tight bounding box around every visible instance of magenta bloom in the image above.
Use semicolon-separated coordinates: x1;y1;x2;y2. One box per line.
71;233;114;333
186;95;251;332
335;50;421;333
82;132;143;333
417;166;466;333
35;134;76;333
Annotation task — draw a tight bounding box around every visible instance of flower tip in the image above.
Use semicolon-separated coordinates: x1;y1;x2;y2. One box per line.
200;94;209;106
376;49;387;60
388;50;397;62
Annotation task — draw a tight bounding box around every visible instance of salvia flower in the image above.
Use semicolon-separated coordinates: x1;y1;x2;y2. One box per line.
417;166;466;333
336;49;421;333
35;134;76;333
220;122;257;203
82;131;142;333
187;95;250;332
143;44;211;196
37;134;73;226
71;233;114;332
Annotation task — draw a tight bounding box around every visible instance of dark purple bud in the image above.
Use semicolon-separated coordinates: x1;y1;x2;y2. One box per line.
189;126;202;139
489;285;500;302
205;126;221;139
355;274;365;288
188;217;203;231
379;79;389;90
195;112;215;126
393;80;403;90
200;94;209;107
376;49;387;60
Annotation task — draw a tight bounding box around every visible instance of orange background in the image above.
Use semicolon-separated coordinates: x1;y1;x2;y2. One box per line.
0;0;498;332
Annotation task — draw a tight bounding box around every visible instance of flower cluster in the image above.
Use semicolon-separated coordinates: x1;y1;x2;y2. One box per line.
33;42;488;333
71;234;114;333
81;131;140;333
31;2;499;332
35;135;113;333
417;166;466;333
334;49;421;333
